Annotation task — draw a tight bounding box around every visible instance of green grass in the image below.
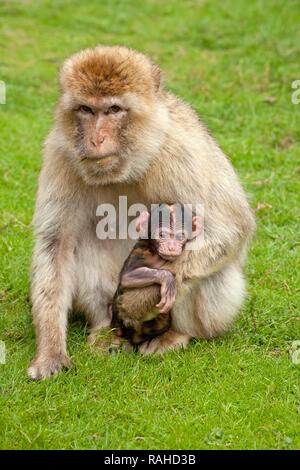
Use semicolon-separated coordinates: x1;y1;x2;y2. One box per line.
0;0;299;450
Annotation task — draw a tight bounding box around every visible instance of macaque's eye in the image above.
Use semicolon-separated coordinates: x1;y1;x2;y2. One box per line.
77;105;94;114
108;105;122;114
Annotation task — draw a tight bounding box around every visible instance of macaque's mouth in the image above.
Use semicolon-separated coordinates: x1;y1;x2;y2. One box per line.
81;155;118;165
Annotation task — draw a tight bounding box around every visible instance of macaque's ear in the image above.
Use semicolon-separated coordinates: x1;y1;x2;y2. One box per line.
191;216;202;238
135;211;150;234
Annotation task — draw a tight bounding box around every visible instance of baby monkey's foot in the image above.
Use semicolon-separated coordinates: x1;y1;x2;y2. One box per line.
139;330;191;356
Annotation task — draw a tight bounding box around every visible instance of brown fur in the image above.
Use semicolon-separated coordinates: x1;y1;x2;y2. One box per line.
115;285;169;346
117;285;161;322
111;204;200;346
60;46;160;99
28;45;255;380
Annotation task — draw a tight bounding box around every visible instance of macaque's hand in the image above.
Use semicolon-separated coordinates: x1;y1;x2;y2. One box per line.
156;271;176;314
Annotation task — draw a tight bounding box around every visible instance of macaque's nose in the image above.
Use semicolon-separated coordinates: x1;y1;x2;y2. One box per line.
168;242;179;252
91;135;105;147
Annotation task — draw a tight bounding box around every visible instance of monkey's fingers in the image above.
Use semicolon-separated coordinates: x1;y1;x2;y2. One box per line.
159;303;171;314
156;298;165;308
157;292;176;313
156;297;167;311
156;288;167;308
156;299;171;314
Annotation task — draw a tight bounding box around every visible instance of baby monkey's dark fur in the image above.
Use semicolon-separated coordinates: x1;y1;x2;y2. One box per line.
112;241;173;346
111;203;201;347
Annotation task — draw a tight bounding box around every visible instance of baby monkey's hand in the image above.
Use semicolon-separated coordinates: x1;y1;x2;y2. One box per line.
156;270;176;314
119;266;176;314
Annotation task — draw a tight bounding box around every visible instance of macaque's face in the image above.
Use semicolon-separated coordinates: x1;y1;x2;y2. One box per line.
59;92;136;184
58;46;165;185
73;97;128;168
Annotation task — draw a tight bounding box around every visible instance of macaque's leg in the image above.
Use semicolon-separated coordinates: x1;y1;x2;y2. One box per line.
139;329;191;356
121;267;176;314
72;243;117;342
28;238;75;380
86;301;112;338
86;292;122;351
85;300;114;347
138;263;245;355
172;263;246;339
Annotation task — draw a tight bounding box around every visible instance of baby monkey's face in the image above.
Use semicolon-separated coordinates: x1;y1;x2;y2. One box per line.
149;204;202;262
152;226;189;261
135;203;202;262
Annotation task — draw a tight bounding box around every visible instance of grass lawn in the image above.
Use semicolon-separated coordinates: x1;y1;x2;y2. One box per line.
0;0;299;450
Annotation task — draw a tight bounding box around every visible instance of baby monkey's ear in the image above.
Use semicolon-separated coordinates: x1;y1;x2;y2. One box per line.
135;211;150;235
191;215;202;238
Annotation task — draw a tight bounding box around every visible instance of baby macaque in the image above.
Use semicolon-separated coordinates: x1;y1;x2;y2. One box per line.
111;203;201;347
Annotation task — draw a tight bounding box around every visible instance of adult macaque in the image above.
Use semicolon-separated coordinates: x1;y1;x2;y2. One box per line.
111;203;202;346
28;45;255;380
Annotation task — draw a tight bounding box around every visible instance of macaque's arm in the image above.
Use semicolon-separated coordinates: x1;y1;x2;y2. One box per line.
120;267;176;314
170;204;256;287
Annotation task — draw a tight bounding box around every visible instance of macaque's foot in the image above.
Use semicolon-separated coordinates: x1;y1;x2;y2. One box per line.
28;352;71;380
87;321;114;345
139;331;190;356
88;326;124;353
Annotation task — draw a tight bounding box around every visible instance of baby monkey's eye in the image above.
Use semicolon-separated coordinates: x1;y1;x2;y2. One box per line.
109;105;122;113
175;231;186;240
77;105;94;114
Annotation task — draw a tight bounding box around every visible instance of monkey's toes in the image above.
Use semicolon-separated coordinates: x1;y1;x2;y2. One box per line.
27;353;71;380
139;331;190;356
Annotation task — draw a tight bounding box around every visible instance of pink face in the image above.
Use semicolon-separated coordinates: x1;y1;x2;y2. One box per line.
136;205;202;262
152;224;188;261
